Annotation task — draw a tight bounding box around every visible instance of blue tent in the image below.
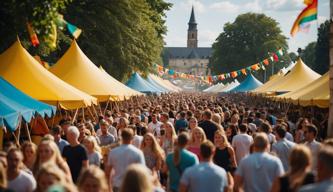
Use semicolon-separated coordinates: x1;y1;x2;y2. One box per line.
0;77;56;131
146;76;169;92
126;73;162;93
229;74;263;92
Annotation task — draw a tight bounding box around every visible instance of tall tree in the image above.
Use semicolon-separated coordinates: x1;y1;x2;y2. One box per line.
64;0;171;81
302;42;317;70
315;20;329;74
0;0;70;54
211;13;289;82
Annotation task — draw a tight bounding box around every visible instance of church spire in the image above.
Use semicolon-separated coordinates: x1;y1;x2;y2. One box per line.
187;6;198;48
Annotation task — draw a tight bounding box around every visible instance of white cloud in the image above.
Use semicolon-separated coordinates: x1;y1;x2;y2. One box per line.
209;1;239;13
199;30;220;46
265;0;304;12
243;0;263;13
318;16;329;24
180;0;206;13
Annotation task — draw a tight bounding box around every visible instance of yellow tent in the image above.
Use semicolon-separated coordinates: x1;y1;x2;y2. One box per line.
261;58;320;93
276;72;329;108
0;40;97;109
50;40;124;102
99;66;144;98
252;72;285;93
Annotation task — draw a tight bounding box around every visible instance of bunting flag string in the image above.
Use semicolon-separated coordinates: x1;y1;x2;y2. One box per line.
154;48;284;83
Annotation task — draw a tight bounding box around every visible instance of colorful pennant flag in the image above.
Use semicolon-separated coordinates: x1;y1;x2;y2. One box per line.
26;23;40;47
67;22;82;39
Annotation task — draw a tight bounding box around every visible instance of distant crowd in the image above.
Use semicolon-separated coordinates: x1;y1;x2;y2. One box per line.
0;93;332;192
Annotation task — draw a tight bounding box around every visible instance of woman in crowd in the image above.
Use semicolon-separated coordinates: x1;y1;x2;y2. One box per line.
77;165;108;192
213;130;237;174
141;133;165;173
188;117;198;134
271;145;315;192
188;127;206;159
226;124;238;143
117;117;129;137
33;140;72;181
21;141;37;171
295;118;309;143
160;122;177;155
35;162;67;192
82;136;102;167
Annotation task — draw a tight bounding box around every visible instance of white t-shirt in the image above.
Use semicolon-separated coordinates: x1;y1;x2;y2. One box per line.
8;170;36;192
148;121;163;136
305;140;321;171
107;144;145;187
235;152;284;192
232;133;253;163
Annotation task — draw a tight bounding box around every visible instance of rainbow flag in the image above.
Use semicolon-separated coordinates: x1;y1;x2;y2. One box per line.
290;0;317;36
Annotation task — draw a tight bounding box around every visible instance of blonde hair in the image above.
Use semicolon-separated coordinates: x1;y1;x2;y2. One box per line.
214;130;230;148
0;163;6;189
120;164;153;192
141;133;165;160
77;165;108;192
289;145;312;173
165;122;177;140
35;162;66;192
83;136;101;154
212;113;222;125
190;127;207;144
33;140;67;176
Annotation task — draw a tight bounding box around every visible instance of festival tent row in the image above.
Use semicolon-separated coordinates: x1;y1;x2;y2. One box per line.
126;73;163;94
0;77;56;131
252;58;320;94
148;74;180;92
218;80;240;92
229;74;263;92
160;78;183;92
275;73;329;108
0;40;97;109
99;67;144;98
203;83;224;92
146;75;170;93
50;40;143;101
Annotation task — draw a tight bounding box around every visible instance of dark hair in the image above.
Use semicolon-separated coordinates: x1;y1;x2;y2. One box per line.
173;133;190;165
200;140;215;159
275;125;287;138
247;117;254;124
260;122;271;133
59;120;71;126
203;110;212;119
180;111;186;118
318;145;333;171
239;123;248;133
51;125;62;134
306;124;318;137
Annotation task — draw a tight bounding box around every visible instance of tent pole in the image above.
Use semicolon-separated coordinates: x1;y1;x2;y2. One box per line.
25;123;32;142
92;104;99;118
97;102;103;115
82;107;85;122
51;114;55;128
87;107;96;122
104;100;110;115
71;108;79;124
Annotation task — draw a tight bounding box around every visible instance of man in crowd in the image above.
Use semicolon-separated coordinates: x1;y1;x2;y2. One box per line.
299;144;333;192
234;133;284;192
106;128;145;192
232;123;253;163
7;148;36;192
175;111;188;133
98;120;116;146
50;125;69;154
148;113;163;136
198;110;218;142
272;125;295;171
179;140;229;192
304;124;321;172
62;126;88;183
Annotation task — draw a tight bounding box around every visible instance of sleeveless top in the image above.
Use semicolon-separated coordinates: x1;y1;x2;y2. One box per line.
279;172;315;192
143;149;158;170
213;147;232;172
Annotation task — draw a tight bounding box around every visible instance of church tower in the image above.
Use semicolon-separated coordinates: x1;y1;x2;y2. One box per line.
187;6;198;48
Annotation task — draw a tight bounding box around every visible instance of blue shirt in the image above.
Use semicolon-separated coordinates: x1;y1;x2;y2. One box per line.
175;119;188;133
166;149;199;192
57;138;69;154
180;162;228;192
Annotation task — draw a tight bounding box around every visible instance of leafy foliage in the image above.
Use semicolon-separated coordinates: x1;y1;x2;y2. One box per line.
302;42;317;71
315;20;329;74
211;13;289;82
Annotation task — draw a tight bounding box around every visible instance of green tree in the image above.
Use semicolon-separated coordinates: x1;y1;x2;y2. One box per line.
64;0;171;81
302;42;317;70
211;13;289;82
315;20;329;74
288;52;298;63
0;0;70;53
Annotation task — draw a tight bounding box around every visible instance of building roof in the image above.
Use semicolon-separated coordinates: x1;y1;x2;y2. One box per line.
163;47;212;59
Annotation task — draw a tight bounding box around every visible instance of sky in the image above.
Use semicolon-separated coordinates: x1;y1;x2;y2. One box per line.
164;0;330;53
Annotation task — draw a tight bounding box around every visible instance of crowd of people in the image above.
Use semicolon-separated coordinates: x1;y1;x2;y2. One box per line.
0;92;333;192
